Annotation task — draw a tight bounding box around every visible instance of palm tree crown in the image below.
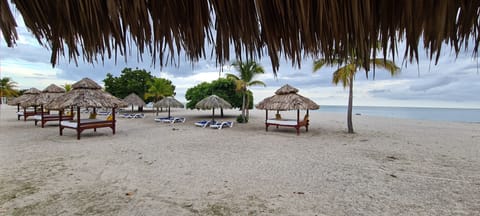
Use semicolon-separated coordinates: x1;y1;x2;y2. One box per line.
0;77;19;104
226;61;266;122
314;58;400;133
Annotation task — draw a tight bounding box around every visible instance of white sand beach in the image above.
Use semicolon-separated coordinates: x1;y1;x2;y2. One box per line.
0;105;479;215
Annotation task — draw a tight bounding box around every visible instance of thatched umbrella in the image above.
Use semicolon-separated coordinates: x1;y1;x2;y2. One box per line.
12;87;41;107
195;95;232;122
47;78;127;109
9;88;42;120
123;93;145;112
21;84;65;108
256;84;319;128
154;96;184;118
2;1;480;74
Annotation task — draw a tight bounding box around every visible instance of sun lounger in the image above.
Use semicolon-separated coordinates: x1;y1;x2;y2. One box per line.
156;117;186;124
210;121;234;129
127;113;145;119
154;117;174;122
194;120;215;128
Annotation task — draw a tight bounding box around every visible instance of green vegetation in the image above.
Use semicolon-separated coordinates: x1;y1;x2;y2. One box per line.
226;61;266;123
103;67;175;106
144;77;175;102
0;77;19;104
185;78;251;112
103;68;154;100
314;57;399;133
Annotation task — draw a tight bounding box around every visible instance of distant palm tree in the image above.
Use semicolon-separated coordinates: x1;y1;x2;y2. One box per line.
0;77;18;104
62;83;72;92
226;61;266;122
314;58;400;133
145;78;174;115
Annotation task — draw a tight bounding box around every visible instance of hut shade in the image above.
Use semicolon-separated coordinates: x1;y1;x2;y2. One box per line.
154;97;184;108
123;93;146;107
195;95;232;109
1;1;480;73
256;85;319;110
15;88;41;107
46;78;127;109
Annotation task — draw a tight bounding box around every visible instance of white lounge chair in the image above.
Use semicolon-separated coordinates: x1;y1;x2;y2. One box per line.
154;117;174;122
210;121;234;130
195;120;215;128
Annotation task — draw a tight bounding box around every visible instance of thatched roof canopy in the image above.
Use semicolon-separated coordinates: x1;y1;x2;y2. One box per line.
123;93;146;107
256;85;319;110
45;78;127;109
154;96;184;108
34;84;66;105
275;84;299;95
195;95;232;110
10;87;41;107
43;84;65;93
2;1;479;73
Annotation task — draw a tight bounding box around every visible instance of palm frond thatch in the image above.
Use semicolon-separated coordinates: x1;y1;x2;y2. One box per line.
123;93;146;107
45;78;127;109
256;85;319;110
154;96;184;108
1;1;479;73
7;87;41;105
195;95;232;110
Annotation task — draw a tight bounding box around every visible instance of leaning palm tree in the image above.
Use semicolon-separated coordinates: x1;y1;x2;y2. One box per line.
314;58;400;133
0;77;18;104
145;78;174;115
226;61;266;122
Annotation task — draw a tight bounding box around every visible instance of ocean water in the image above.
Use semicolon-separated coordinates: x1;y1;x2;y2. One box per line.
317;105;480;123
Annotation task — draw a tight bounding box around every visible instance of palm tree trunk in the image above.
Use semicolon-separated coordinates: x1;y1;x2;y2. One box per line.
245;93;250;120
347;75;354;133
241;91;246;122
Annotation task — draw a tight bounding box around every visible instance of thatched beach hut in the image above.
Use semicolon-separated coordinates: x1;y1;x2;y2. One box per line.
123;93;146;112
256;84;319;135
8;87;45;121
195;95;232;122
29;84;71;128
154;96;184;118
46;78;127;139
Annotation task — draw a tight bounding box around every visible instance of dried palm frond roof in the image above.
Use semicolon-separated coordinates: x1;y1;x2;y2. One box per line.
42;84;65;93
45;78;127;109
256;84;320;110
195;95;232;109
21;84;66;107
123;93;146;107
1;0;479;73
154;96;184;108
10;87;41;107
7;87;39;105
34;84;66;105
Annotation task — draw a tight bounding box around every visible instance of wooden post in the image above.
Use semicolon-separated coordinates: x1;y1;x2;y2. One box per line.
265;110;268;131
59;108;63;136
77;106;81;140
23;107;27;121
112;107;116;134
40;105;44;127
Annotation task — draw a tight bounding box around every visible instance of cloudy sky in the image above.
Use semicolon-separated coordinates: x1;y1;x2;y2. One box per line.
1;14;479;109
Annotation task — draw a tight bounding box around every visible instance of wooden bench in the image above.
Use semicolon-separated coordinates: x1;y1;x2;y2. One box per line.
265;116;309;135
59;119;115;140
